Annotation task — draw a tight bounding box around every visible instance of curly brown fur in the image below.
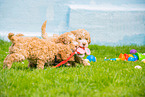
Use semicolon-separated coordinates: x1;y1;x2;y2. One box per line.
3;33;75;69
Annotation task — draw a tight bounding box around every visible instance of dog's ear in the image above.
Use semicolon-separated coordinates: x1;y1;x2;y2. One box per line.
88;36;91;44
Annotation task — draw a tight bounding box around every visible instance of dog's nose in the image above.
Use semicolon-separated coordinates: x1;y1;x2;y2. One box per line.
83;43;86;46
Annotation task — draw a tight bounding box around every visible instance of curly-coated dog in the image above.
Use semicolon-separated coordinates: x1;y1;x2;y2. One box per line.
41;21;91;66
3;33;76;69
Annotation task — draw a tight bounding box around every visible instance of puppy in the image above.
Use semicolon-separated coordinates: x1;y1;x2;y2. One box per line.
71;29;91;66
3;33;76;69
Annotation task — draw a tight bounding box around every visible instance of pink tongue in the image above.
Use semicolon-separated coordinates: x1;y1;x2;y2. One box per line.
85;48;91;55
77;48;85;54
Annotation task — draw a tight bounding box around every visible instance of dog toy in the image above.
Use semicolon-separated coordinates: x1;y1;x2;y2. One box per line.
133;54;138;61
130;49;137;54
104;52;144;62
135;53;145;61
104;49;145;62
119;53;125;60
118;53;138;61
128;57;134;61
76;47;91;58
108;53;137;61
104;58;121;61
134;65;142;69
77;48;91;54
86;55;96;62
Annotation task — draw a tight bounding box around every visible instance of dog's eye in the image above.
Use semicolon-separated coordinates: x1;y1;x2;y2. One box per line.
86;38;88;40
78;38;81;40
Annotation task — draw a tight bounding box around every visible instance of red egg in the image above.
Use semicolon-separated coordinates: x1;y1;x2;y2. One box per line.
124;54;129;61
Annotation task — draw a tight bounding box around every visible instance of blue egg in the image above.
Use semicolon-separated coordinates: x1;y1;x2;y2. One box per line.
128;57;134;61
86;55;96;62
133;55;138;61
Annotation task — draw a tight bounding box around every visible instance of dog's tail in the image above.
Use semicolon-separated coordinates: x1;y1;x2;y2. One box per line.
41;20;49;39
8;33;24;43
8;33;14;41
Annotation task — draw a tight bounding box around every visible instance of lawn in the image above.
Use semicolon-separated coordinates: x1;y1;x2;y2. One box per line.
0;39;145;97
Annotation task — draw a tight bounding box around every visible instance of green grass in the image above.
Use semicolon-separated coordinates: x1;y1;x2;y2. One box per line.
0;39;145;97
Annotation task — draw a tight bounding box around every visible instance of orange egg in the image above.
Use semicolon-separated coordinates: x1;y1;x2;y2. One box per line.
119;53;125;60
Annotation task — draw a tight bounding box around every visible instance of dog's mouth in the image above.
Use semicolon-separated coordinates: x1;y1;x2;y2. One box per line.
79;43;88;49
79;46;85;50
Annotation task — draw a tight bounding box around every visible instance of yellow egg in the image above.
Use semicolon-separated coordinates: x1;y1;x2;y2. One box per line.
128;54;134;58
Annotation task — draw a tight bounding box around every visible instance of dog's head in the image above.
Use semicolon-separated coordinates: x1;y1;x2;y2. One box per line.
57;32;79;51
71;29;91;48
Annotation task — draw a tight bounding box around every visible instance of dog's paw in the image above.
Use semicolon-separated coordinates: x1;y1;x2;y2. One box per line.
83;59;90;66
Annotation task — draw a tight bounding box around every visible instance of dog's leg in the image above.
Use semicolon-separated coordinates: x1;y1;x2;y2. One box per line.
75;55;90;66
37;60;45;69
3;53;25;69
66;61;76;67
82;59;90;66
28;61;37;68
65;62;72;67
71;61;77;67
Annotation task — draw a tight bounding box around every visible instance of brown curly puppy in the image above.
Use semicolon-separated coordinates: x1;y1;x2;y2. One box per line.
3;33;75;69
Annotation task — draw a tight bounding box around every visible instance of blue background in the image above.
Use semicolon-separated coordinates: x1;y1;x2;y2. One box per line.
0;0;145;46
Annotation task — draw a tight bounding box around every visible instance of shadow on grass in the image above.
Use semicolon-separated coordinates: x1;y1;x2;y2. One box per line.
12;66;33;71
2;62;84;71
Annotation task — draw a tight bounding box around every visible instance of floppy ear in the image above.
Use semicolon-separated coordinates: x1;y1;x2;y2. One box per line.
88;36;91;44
